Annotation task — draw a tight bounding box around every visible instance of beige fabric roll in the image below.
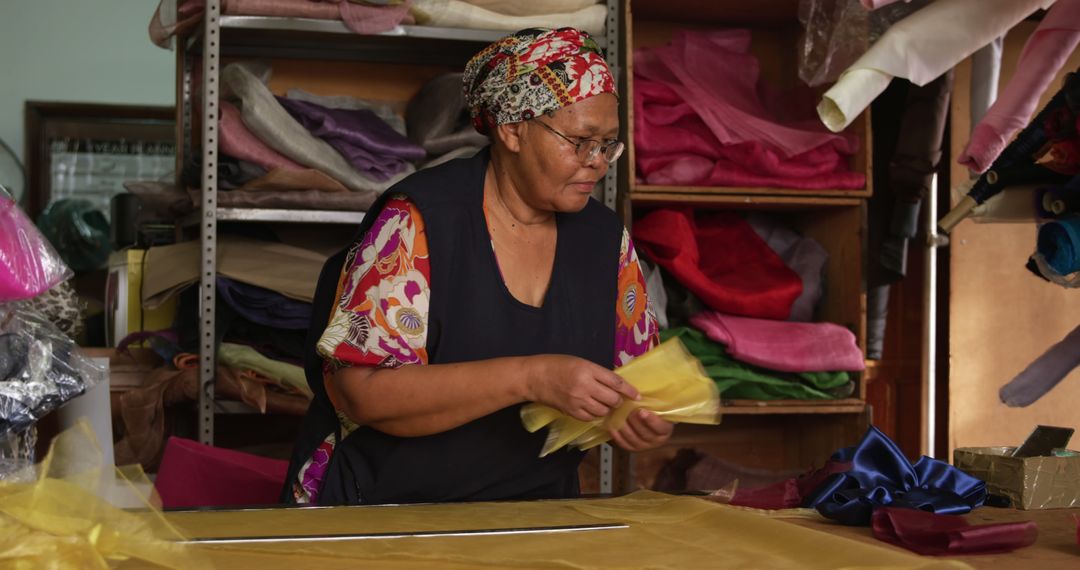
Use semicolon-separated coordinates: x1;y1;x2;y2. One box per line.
411;0;607;37
459;0;599;17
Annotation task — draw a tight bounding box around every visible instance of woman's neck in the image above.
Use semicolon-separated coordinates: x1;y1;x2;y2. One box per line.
487;150;554;228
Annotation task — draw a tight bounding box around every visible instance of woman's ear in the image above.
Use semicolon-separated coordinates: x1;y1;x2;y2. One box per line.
494;121;525;154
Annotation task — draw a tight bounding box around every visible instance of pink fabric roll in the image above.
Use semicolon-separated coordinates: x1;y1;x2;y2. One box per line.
959;0;1080;173
689;311;866;373
326;0;413;34
220;100;305;172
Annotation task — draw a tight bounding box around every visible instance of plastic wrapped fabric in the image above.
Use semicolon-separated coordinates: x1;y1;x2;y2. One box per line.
798;0;871;88
0;304;104;437
36;199;111;273
13;280;85;339
0;421;200;569
0;195;73;301
520;338;720;457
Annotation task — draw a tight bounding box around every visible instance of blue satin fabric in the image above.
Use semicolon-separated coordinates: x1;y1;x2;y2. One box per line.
803;426;987;526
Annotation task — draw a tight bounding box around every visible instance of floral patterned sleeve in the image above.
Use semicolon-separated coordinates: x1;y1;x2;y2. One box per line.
317;195;431;375
614;228;660;367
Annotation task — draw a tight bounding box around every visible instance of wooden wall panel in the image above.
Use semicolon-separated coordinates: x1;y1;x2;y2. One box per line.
948;22;1080;454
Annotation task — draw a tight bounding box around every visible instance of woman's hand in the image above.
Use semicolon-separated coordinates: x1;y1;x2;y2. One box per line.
524;355;640;422
609;409;673;452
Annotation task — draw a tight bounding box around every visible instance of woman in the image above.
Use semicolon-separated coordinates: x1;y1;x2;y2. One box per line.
284;28;671;506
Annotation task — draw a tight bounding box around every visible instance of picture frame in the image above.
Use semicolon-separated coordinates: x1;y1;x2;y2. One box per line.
24;101;176;220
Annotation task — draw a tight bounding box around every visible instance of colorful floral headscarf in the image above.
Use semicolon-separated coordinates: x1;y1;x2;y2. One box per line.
463;27;617;135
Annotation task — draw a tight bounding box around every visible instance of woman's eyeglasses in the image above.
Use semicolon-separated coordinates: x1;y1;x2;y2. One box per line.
534;120;624;165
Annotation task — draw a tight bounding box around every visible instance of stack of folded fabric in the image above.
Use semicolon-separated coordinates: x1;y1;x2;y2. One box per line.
633;207;864;400
634;29;865;190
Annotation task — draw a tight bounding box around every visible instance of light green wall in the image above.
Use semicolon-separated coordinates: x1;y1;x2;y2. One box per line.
0;0;175;164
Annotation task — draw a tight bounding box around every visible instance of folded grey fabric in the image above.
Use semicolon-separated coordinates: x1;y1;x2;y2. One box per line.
286;87;406;135
407;72;490;157
746;213;829;323
222;63;406;198
187;188;372;211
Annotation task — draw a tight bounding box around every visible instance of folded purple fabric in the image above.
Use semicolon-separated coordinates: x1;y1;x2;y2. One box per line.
277;96;425;182
690;311;865;373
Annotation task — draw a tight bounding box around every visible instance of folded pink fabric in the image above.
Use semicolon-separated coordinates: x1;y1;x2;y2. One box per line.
220;100;306;172
634;30;865;189
960;0;1080;173
155;436;287;508
690;311;865;373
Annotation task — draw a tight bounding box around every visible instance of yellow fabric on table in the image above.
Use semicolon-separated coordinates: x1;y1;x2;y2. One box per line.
152;490;972;570
0;421;200;569
520;338;721;456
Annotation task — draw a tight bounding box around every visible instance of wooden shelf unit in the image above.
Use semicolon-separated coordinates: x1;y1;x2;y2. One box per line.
616;0;874;493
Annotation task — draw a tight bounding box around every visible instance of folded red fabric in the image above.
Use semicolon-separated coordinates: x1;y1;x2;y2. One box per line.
872;507;1039;556
632;209;801;320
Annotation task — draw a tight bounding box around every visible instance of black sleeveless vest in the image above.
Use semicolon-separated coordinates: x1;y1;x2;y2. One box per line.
284;147;622;505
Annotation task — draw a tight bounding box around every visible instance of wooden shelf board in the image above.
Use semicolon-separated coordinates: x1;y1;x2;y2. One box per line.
630;191;863;209
635;185;870;198
721;399;866;415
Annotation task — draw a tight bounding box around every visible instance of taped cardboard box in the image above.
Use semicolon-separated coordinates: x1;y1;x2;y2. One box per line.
954;446;1080;510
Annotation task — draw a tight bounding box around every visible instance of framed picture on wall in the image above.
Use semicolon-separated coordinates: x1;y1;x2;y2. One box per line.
24;101;176;221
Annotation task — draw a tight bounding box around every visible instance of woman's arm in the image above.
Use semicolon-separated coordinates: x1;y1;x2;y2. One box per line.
332;354;640;437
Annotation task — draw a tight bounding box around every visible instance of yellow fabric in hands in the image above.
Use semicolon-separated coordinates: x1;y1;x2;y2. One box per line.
520;338;721;456
154;490;972;570
0;421;202;569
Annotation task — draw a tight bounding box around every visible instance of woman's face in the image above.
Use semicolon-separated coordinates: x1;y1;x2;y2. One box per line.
500;93;619;213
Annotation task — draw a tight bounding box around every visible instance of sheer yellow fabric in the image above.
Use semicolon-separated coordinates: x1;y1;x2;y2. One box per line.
0;421;201;569
154;490;973;570
521;338;721;456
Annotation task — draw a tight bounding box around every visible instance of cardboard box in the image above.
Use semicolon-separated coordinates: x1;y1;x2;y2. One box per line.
954;446;1080;510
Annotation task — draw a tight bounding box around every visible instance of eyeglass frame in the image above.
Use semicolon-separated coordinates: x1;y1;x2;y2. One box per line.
532;119;625;165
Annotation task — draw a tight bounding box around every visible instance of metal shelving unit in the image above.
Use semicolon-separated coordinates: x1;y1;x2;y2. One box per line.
180;0;623;491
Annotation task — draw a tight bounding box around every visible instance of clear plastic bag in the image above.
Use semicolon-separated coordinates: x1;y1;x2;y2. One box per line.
798;0;931;87
0;193;73;301
0;304;104;437
521;338;721;457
